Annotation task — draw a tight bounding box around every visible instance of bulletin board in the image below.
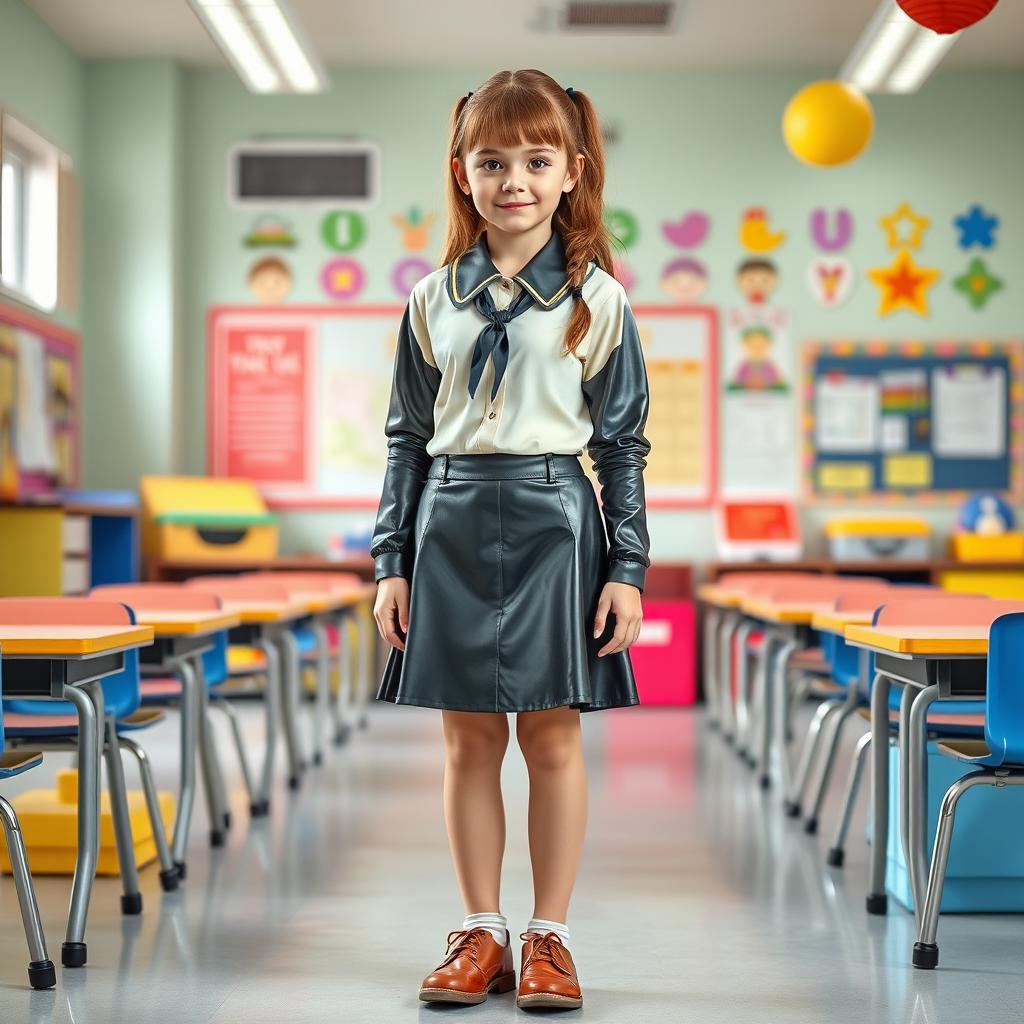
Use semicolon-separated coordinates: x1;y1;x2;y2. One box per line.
207;304;718;509
630;305;717;508
0;299;81;500
802;339;1024;502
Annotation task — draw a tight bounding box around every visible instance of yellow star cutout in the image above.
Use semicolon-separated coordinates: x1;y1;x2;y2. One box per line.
867;248;941;317
880;202;930;250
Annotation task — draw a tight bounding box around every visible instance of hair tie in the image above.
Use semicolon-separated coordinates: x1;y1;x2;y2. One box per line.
565;86;576;101
465;91;473;100
572;286;583;300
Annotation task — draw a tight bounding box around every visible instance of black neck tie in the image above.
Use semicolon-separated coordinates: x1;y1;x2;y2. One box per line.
468;285;535;402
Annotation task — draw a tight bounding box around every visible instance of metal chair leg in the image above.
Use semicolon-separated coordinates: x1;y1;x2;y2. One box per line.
61;682;101;966
118;736;178;892
804;701;859;835
212;697;256;803
103;716;143;915
252;637;281;815
867;672;890;915
0;795;56;989
330;612;351;746
356;602;373;728
827;730;872;868
311;620;330;765
786;698;842;817
170;658;200;877
278;630;306;789
912;771;1014;970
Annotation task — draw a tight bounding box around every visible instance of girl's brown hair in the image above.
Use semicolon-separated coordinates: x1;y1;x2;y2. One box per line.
439;69;615;358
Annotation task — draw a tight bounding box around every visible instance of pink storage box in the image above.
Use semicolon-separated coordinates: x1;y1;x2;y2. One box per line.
629;599;696;706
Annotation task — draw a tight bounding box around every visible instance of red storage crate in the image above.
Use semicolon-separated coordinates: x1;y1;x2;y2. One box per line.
629;598;696;706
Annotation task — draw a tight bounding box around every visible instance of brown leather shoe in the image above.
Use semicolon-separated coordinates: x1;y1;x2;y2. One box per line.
517;930;583;1009
418;927;516;1004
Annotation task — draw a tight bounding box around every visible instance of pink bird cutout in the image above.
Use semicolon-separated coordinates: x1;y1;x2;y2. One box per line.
661;212;710;249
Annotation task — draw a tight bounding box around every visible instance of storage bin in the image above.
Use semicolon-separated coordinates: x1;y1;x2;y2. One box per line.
825;518;930;560
140;475;278;564
949;532;1024;562
630;599;696;705
884;742;1024;912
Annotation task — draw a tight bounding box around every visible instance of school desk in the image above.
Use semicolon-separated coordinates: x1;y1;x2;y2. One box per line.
186;586;309;809
844;623;989;921
738;595;837;796
697;579;779;742
239;574;361;766
130;608;240;877
0;623;154;967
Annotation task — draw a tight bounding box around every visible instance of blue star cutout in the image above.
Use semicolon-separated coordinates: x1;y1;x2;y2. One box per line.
953;204;999;249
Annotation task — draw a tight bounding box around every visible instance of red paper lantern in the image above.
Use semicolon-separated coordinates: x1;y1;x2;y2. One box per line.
896;0;999;34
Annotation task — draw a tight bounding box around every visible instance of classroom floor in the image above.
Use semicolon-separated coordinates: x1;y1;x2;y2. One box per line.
0;702;1022;1023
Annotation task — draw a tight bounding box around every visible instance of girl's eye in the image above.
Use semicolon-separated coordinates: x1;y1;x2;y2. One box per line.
481;159;550;171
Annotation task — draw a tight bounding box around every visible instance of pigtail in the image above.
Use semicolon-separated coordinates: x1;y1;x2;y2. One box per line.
440;94;485;268
554;88;615;359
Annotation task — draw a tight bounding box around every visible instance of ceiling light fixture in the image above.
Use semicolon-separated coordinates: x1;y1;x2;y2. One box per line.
189;0;327;95
242;1;327;94
839;0;962;94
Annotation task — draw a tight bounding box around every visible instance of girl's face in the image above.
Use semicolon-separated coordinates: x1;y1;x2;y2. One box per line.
453;141;583;233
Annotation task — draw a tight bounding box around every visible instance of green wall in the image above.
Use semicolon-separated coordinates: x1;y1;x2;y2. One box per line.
81;59;184;487
181;68;1024;557
3;0;1024;560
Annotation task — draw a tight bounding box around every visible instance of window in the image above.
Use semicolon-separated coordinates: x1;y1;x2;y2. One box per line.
1;111;61;311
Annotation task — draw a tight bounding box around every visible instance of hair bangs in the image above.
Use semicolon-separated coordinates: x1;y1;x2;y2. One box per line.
462;88;568;158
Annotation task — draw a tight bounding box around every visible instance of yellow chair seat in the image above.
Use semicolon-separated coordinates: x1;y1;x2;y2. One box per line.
936;739;992;761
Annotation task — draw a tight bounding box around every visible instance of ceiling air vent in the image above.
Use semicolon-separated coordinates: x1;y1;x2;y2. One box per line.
565;2;674;28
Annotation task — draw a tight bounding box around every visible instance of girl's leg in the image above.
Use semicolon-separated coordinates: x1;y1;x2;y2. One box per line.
515;706;587;923
440;710;511;914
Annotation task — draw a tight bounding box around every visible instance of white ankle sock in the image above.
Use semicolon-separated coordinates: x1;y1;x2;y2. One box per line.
462;912;508;946
526;917;570;949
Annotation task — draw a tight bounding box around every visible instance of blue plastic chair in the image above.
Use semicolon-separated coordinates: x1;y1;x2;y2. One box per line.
912;611;1024;970
1;602;178;903
0;655;56;989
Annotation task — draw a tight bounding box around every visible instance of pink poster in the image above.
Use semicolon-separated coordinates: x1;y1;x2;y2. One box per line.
212;322;314;485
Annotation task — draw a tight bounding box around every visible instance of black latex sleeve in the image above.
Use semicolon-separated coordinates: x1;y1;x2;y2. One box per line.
369;297;442;583
581;297;653;592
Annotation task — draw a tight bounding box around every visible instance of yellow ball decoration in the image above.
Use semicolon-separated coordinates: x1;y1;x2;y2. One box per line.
782;81;874;168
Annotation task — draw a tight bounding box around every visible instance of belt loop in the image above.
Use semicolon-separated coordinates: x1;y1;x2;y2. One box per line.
545;453;554;483
442;454;451;482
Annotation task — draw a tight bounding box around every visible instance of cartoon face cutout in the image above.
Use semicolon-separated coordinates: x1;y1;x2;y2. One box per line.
660;258;708;304
736;259;779;305
248;257;293;304
741;325;774;361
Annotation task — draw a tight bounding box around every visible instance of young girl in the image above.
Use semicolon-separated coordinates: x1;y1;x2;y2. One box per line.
370;69;651;1010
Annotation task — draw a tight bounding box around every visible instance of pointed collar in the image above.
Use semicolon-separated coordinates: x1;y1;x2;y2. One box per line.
447;230;594;311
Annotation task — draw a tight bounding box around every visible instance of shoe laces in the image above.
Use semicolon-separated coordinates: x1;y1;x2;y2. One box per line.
437;928;491;971
519;930;573;976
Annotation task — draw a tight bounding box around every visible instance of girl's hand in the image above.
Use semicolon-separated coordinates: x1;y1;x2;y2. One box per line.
374;577;410;651
593;581;643;657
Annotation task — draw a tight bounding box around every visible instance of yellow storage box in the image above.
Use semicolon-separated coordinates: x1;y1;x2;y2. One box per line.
825;518;930;561
0;770;174;876
949;533;1024;562
141;475;278;564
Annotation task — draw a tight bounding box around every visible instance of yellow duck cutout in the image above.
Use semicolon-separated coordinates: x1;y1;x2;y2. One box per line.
391;207;436;253
739;207;786;253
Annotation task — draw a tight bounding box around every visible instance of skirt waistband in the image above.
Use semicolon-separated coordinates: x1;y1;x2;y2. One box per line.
427;453;585;481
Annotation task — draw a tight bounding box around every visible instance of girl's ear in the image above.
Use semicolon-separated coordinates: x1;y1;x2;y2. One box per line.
563;153;585;193
452;157;470;195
